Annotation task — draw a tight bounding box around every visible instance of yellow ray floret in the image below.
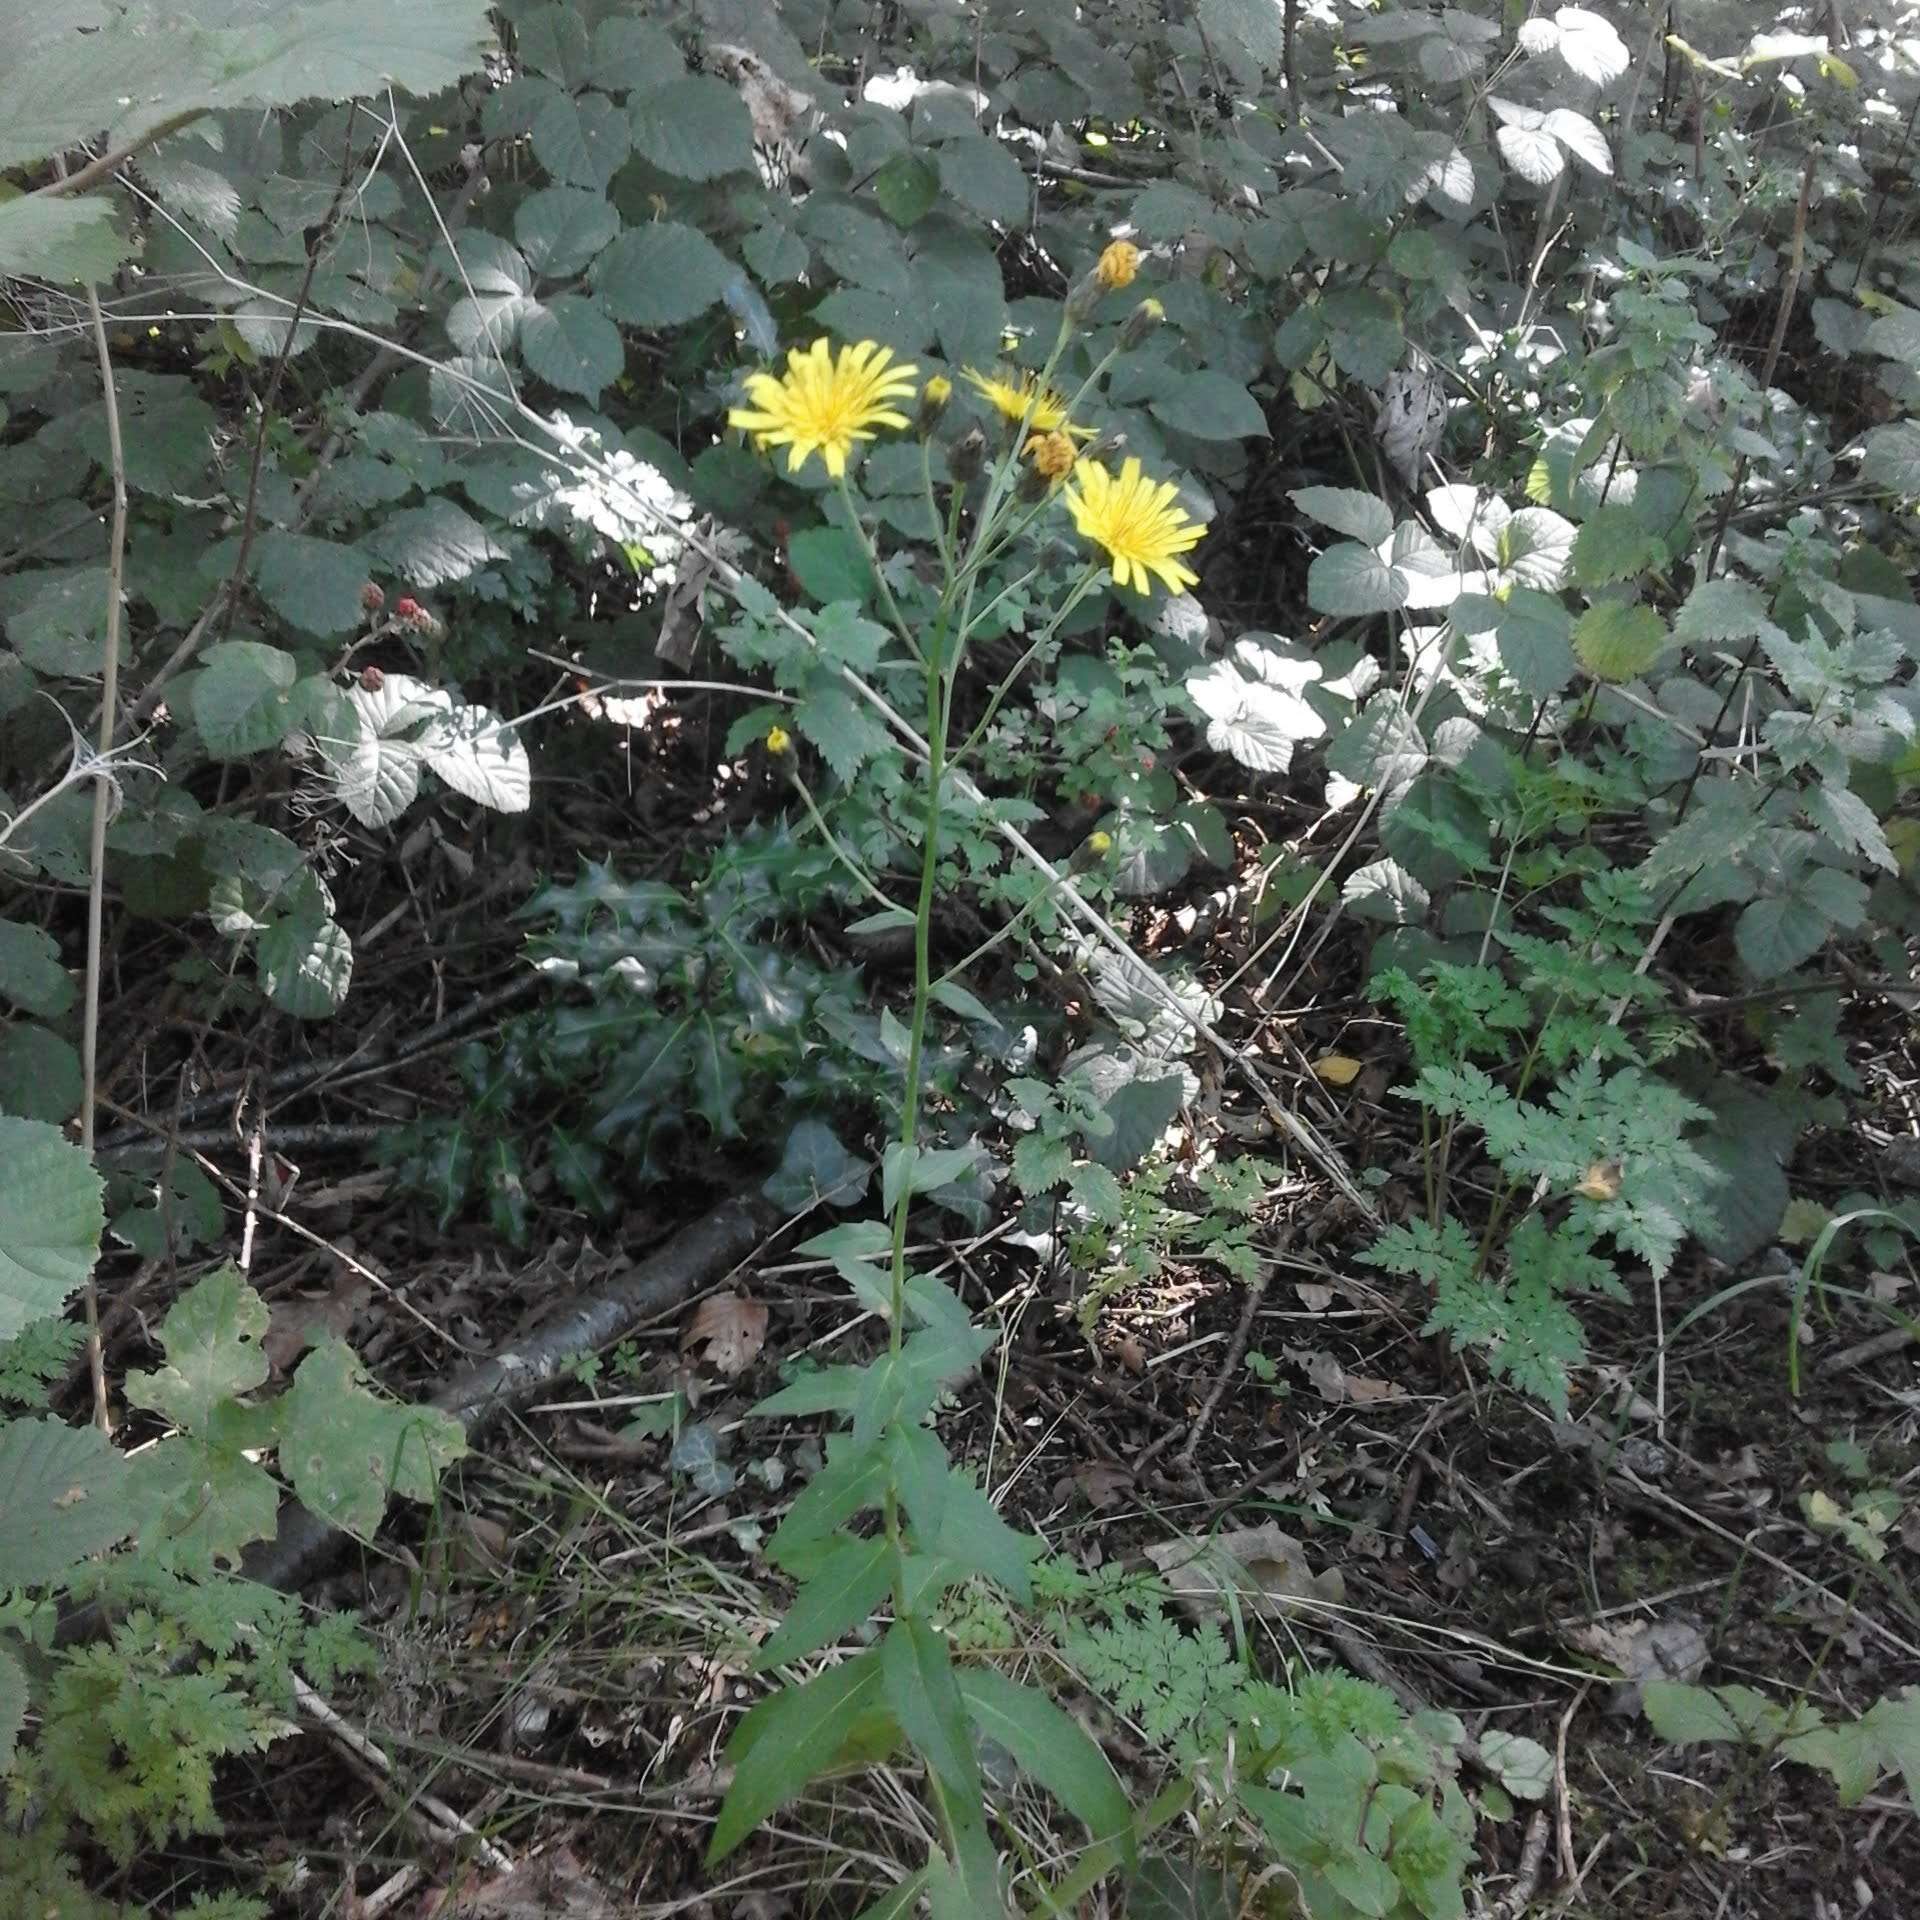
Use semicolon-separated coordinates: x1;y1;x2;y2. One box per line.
961;365;1094;438
1064;457;1207;596
728;337;919;478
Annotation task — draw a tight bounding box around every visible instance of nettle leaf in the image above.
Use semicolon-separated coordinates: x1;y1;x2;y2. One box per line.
0;919;75;1019
192;639;300;758
632;74;758;180
0;1117;103;1341
1574;601;1667;682
124;1265;268;1431
1862;421;1920;497
1805;783;1897;873
519;294;624;399
0;1415;134;1586
594;220;735;328
1151;371;1268;441
1309;542;1409;616
1736;869;1868;978
1290;486;1393;546
1673;576;1777;646
280;1339;467;1542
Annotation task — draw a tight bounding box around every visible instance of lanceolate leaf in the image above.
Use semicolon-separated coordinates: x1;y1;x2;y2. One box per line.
708;1650;888;1863
958;1667;1135;1863
755;1534;894;1671
881;1615;981;1802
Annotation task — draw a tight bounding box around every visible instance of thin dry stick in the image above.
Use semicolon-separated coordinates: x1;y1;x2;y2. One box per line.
1490;1809;1552;1919
289;1673;514;1873
1554;1681;1590;1887
1172;1259;1275;1472
75;235;127;1436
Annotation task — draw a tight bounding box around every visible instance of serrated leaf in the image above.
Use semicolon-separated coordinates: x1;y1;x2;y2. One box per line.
1574;601;1667;681
1643;1680;1745;1743
0;1642;23;1770
1150;371;1268;441
632;74;757;180
1308;542;1409;616
0;193;130;282
123;1265;268;1431
1674;576;1776;645
532;88;630;189
258;909;353;1019
1571;506;1662;586
1553;6;1630;84
1544;107;1611;174
1862;421;1920;496
709;1650;887;1863
795;680;892;784
192;640;300;759
0;1118;103;1342
0;1414;134;1585
250;531;371;637
419;701;532;813
1495;118;1565;186
1479;1728;1554;1801
125;1429;280;1571
361;500;504;590
593;220;735;328
0;1024;81;1124
280;1339;466;1542
1013;1130;1073;1196
514;185;619;278
518;294;624;398
937;134;1029;226
873;151;939;227
1290;486;1394;545
0;919;75;1019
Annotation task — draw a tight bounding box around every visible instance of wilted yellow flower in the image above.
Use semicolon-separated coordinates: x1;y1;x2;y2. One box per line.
1095;240;1141;291
961;366;1093;438
1063;457;1206;595
729;338;919;478
766;725;794;757
1028;431;1078;482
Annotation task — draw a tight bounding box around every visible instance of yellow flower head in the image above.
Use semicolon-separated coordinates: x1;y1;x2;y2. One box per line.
1028;430;1078;482
728;337;919;478
961;365;1094;439
766;724;794;757
923;373;953;407
1063;457;1206;596
1095;240;1141;291
1087;830;1114;856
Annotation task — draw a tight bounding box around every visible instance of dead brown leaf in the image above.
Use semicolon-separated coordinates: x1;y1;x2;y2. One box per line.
1286;1344;1405;1405
263;1268;372;1374
1146;1523;1346;1623
681;1291;769;1375
424;1846;619;1918
1294;1282;1335;1313
1071;1462;1136;1510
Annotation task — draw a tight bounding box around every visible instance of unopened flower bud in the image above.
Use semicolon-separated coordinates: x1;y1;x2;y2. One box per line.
766;724;795;760
359;580;386;615
949;425;988;485
1016;458;1052;503
1079;430;1127;467
360;664;385;692
1070;828;1116;872
1120;296;1165;350
916;374;953;435
1096;241;1141;292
